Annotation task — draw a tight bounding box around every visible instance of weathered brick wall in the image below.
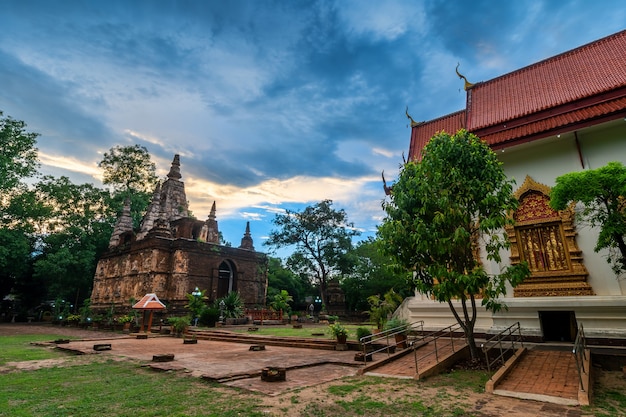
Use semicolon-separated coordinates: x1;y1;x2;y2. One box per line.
91;237;267;314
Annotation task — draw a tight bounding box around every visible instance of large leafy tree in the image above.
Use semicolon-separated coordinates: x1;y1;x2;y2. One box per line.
0;111;40;306
378;129;529;359
266;257;313;310
0;111;39;195
265;200;360;306
99;145;157;229
28;176;115;305
341;237;412;314
98;144;157;194
550;161;626;275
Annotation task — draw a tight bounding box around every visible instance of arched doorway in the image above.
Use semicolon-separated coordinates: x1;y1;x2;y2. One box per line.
217;260;236;299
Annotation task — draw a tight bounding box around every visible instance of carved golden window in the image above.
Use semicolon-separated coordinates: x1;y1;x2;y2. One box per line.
516;221;569;273
507;176;593;297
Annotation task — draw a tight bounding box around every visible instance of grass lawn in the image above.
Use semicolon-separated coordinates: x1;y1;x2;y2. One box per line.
0;335;78;365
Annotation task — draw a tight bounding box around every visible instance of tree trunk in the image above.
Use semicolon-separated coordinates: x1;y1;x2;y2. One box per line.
447;299;480;361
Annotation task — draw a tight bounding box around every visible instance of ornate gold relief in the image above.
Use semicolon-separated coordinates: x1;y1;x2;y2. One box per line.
508;176;594;297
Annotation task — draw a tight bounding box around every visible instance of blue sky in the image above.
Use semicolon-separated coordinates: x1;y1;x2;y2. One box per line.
1;0;625;255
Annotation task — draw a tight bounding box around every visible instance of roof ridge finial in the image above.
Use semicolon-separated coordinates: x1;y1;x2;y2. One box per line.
405;106;422;127
456;63;475;91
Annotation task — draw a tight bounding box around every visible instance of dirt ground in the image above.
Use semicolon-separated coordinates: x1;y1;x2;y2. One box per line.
2;323;623;417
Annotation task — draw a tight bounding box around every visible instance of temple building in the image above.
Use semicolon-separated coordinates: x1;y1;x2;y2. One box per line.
91;155;268;314
398;30;626;343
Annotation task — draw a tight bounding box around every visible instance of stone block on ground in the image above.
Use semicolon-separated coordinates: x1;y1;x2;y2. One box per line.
152;353;175;362
261;367;286;382
249;345;266;351
93;344;112;351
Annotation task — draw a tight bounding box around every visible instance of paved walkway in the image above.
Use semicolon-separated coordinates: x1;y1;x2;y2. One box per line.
365;339;466;379
57;335;364;396
494;349;580;405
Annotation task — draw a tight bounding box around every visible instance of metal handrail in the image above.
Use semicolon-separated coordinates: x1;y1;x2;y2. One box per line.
412;322;463;375
572;323;587;392
360;321;424;359
480;322;523;373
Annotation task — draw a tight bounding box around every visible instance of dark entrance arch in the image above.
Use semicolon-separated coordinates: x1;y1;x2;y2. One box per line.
217;260;236;298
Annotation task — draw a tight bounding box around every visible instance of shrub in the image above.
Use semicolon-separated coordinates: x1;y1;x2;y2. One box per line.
356;327;372;342
199;307;220;327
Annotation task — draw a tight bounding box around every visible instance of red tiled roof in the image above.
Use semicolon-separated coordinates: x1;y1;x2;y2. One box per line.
409;30;626;159
482;95;626;148
132;293;166;310
468;30;626;130
408;111;464;160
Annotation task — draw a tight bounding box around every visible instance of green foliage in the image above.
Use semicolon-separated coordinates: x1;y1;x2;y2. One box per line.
327;322;349;338
184;288;208;322
384;317;409;333
214;292;245;318
199;306;220;326
265;200;360;306
79;298;92;323
340;237;412;313
378;130;530;357
550;161;626;275
366;289;402;329
269;289;293;316
0;111;39;194
98;144;157;195
355;327;372;342
168;316;191;335
267;257;313;309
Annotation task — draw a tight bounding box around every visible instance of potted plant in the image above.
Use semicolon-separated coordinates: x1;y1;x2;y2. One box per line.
117;315;133;332
328;322;349;344
384;317;410;349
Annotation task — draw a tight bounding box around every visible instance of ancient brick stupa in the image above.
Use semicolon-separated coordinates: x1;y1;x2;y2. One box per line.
90;155;268;314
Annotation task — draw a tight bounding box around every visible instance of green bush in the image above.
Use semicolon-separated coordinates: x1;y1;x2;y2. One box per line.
356;327;372;342
214;292;244;318
199;307;220;327
168;316;191;336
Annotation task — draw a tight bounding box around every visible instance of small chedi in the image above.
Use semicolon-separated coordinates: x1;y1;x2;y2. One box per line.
90;155;268;314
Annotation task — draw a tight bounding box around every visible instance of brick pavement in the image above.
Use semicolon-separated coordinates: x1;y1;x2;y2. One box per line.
364;339;467;379
57;335;364;395
495;349;580;404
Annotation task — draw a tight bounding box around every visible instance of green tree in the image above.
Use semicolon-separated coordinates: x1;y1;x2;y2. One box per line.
378;130;529;359
0;112;40;308
185;288;208;326
98;144;157;194
266;257;312;310
27;176;115;307
269;289;294;317
550;161;626;275
0;111;39;194
265;200;360;306
341;237;412;314
99;145;157;229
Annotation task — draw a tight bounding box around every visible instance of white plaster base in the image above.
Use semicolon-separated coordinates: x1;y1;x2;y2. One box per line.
398;295;626;340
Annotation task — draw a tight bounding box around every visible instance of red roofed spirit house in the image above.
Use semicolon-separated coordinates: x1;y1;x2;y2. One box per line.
397;30;626;343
